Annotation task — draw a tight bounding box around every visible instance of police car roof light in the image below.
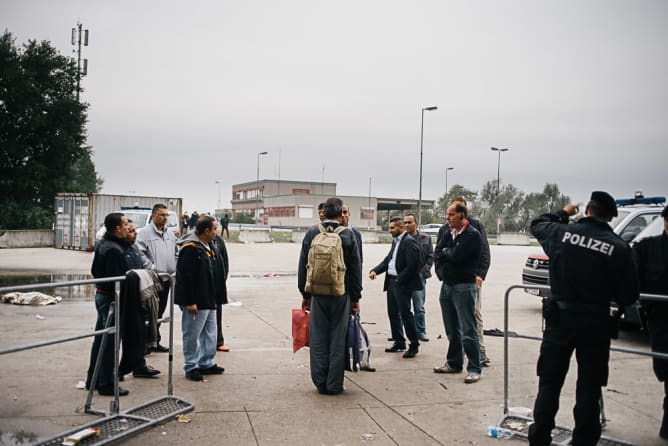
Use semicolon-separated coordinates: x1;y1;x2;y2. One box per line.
614;196;666;207
120;206;152;211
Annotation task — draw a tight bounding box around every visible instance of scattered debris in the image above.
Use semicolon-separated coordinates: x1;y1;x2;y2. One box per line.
226;302;243;307
439;382;448;391
117;418;129;431
437;334;442;339
361;432;375;441
606;388;628;395
507;421;526;430
2;292;62;306
176;414;191;423
62;427;100;445
75;381;86;389
36;314;46;320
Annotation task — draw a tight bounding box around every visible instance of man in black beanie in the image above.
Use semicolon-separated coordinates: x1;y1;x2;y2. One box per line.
527;191;639;446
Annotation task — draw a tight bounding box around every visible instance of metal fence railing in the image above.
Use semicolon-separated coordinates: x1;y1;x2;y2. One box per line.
0;273;193;445
500;284;668;444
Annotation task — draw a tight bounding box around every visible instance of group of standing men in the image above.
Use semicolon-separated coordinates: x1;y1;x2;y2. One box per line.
370;197;490;384
298;196;492;394
87;205;231;396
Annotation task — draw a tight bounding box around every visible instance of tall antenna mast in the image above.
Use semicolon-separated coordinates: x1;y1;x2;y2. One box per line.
71;22;89;102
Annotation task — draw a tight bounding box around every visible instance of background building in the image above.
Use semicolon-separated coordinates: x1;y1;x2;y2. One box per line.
231;179;433;228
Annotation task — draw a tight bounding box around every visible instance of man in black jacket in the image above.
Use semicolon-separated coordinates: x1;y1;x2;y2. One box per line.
433;203;482;384
527;192;639;446
404;213;434;342
370;216;423;358
86;212;131;396
439;197;492;364
634;205;668;440
298;197;362;395
342;204;363;266
175;216;225;382
213;234;230;352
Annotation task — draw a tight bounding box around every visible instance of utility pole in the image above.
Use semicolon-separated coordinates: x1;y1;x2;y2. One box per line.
368;177;372;230
71;22;89;102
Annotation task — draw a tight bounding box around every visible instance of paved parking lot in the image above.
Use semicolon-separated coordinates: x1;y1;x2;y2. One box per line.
0;244;663;445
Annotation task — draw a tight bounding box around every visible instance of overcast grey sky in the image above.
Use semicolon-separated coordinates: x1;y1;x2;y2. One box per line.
4;1;667;213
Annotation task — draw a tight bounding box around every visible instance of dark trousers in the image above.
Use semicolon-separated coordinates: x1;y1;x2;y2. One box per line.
216;304;225;346
386;278;419;348
86;293;117;390
156;280;170;342
647;314;668;435
309;294;350;393
529;314;609;446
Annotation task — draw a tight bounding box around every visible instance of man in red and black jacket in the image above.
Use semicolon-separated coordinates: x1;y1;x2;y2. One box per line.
433;203;483;384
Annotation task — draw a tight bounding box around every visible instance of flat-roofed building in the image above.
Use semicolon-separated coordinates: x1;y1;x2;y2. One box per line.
231;179;433;228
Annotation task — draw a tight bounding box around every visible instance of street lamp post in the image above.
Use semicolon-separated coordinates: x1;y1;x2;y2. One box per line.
215;181;221;210
256;151;268;225
445;167;454;197
418;105;438;225
490;147;509;234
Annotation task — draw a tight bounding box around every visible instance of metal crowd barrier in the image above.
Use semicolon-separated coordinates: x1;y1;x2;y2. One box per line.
499;284;668;446
0;273;194;445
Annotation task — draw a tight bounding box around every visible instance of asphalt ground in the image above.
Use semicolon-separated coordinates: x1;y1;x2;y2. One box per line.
0;244;664;445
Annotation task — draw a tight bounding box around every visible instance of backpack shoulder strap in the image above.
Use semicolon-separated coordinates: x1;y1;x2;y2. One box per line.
334;226;347;235
318;224;326;234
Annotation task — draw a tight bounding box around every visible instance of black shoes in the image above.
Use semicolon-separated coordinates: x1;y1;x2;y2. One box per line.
385;344;406;353
402;345;419;358
199;364;225;375
152;344;169;353
133;365;161;378
316;384;344;395
186;364;224;380
98;385;129;396
185;369;203;381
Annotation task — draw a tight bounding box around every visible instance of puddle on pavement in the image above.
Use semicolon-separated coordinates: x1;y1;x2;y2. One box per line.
0;430;38;445
0;273;94;301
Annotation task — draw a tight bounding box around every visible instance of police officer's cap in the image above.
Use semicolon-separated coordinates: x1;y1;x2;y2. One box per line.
590;191;618;218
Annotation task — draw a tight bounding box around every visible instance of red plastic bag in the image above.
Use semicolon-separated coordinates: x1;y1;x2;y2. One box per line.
292;308;310;353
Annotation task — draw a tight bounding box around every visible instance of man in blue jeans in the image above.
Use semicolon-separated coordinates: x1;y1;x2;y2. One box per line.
433;203;482;383
175;215;225;382
403;213;434;342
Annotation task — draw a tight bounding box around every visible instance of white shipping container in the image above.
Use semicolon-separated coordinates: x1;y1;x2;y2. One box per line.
54;193;183;250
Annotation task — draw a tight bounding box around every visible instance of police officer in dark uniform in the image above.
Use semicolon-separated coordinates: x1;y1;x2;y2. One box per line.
634;205;668;440
528;191;639;446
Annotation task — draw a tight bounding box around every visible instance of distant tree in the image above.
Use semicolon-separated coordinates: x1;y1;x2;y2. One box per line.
517;183;570;232
231;212;254;224
0;31;101;229
435;184;478;219
477;179;524;233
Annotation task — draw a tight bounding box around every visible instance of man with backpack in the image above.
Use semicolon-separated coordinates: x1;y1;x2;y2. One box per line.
298;197;363;395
